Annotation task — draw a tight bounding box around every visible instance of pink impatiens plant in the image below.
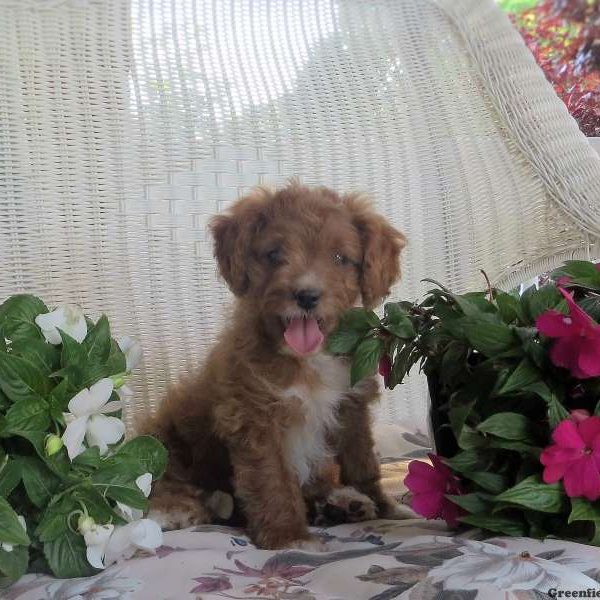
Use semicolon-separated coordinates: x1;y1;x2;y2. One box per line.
335;259;600;543
404;454;465;528
535;288;600;379
541;416;600;501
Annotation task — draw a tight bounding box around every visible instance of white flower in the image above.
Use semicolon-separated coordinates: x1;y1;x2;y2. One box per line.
79;518;114;570
62;378;125;460
429;540;598;592
35;305;87;345
117;336;143;371
115;473;152;522
103;519;163;566
1;515;26;552
81;517;162;569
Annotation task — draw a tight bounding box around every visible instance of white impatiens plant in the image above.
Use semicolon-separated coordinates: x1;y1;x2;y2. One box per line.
0;295;167;584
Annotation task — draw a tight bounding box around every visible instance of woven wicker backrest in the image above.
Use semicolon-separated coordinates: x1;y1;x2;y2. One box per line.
1;0;599;432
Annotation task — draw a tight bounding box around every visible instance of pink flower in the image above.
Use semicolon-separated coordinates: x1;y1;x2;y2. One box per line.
535;287;600;379
378;354;392;387
540;416;600;500
404;454;464;528
570;409;591;423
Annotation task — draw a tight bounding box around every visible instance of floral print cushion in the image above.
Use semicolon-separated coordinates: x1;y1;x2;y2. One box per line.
6;519;600;599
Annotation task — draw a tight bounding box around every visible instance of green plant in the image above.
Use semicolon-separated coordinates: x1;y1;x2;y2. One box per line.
329;260;600;543
0;295;167;584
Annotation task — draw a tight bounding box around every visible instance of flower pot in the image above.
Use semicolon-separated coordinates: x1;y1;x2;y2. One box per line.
426;374;458;459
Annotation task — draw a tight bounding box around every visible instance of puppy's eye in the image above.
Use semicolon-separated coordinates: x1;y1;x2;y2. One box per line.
333;252;350;266
266;248;283;266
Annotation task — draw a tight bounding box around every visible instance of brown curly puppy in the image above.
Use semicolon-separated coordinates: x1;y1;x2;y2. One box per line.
140;183;407;550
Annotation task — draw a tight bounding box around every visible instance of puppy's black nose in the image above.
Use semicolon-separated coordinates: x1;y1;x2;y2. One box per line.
294;288;321;310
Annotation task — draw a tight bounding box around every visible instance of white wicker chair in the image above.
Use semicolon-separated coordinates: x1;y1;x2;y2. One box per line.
1;0;599;434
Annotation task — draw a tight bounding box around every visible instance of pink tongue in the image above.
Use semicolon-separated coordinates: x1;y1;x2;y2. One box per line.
284;317;324;356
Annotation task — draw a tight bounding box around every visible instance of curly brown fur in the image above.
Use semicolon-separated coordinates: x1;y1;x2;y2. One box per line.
139;183;406;549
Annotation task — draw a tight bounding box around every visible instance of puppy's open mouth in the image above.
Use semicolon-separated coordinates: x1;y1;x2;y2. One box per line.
282;315;325;356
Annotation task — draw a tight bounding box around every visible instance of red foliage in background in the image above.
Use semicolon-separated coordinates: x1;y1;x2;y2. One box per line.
512;0;600;136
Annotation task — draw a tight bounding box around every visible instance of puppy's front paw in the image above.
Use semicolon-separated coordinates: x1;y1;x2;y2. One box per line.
147;506;209;530
315;486;377;526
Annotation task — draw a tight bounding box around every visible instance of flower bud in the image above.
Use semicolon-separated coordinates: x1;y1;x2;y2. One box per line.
378;354;392;388
78;515;96;534
45;434;63;456
111;373;127;390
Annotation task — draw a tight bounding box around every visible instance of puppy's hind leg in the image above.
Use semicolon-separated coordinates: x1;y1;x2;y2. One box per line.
146;478;213;530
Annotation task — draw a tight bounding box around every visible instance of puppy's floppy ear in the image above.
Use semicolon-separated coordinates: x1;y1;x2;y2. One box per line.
209;191;269;296
344;194;407;309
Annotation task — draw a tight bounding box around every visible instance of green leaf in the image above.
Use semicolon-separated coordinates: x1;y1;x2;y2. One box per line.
525;382;569;427
383;302;409;321
450;294;493;317
433;302;467;340
0;351;50;403
459;514;527;537
5;398;50;432
83;315;112;365
36;496;77;543
389;344;418;388
495;291;521;324
0;295;47;344
103;484;148;510
446;450;488;474
514;328;546;369
60;330;87;369
350;337;384;386
458;426;486;451
105;340;127;376
382;317;415;339
568;498;600;525
326;328;364;354
495;475;567;514
0;545;28;581
0;388;8;411
446;492;492;514
382;303;415;339
0;460;22;498
498;359;541;396
553;261;600;290
477;412;532;441
10;339;60;375
525;285;564;321
48;378;71;421
578;296;600;322
73;446;102;469
20;457;61;508
105;435;168;479
9;430;71;479
338;308;380;333
44;529;94;578
0;497;30;546
487;439;541;457
74;487;119;524
449;398;476;440
462;320;517;357
36;512;69;544
465;471;507;494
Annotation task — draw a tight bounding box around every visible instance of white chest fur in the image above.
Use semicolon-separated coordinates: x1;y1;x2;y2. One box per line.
281;354;350;486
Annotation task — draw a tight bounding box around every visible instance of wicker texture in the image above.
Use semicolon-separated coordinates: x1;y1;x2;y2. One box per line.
1;0;599;432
